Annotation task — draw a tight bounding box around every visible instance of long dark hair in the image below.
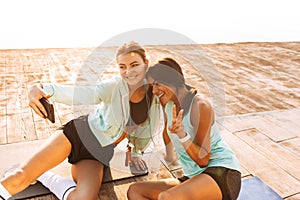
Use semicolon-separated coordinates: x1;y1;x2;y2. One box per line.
147;58;197;115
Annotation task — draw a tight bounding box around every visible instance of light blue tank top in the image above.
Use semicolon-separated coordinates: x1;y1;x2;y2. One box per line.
165;97;240;178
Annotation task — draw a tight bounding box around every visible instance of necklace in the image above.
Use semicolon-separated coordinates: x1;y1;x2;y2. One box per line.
125;85;153;159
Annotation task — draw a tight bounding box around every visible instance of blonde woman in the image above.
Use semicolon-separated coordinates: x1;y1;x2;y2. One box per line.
0;42;162;200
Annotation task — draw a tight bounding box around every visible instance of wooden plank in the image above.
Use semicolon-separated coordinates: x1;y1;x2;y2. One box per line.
134;165;173;183
6;111;37;143
253;165;300;199
239;114;295;142
106;179;135;200
0;92;6;116
0;80;7;144
6;114;31;143
151;165;174;180
219;108;300;142
98;182;119;200
217;116;255;133
53;103;73;125
6;89;19;115
239;165;251;178
279;138;300;158
19;111;37;141
234;128;300;180
5;78;38;143
0;116;6;144
278;108;300;126
34;120;60;140
265;109;300;137
261;114;300;139
218;127;252;177
284;193;300;200
221;129;299;198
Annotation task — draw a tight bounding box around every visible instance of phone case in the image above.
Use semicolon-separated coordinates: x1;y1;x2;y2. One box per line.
39;97;55;123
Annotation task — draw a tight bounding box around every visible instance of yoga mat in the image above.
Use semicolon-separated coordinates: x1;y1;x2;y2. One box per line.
8;183;51;200
238;176;283;200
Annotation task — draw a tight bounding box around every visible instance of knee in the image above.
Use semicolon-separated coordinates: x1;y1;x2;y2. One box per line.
127;183;141;200
158;191;173;200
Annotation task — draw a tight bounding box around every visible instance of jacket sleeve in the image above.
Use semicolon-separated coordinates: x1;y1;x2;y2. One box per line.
43;78;118;105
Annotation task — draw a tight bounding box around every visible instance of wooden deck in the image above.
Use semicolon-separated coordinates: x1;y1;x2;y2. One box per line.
0;42;299;199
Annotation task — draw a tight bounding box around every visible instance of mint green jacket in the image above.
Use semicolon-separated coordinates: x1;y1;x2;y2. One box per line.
44;77;162;150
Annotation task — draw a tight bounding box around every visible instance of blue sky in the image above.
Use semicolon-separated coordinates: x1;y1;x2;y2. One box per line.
0;0;299;49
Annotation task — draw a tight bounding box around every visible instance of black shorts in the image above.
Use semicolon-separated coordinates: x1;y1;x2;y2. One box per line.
62;115;115;166
178;167;241;200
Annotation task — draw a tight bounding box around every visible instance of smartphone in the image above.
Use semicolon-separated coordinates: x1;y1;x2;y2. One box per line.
39;97;55;123
130;160;149;176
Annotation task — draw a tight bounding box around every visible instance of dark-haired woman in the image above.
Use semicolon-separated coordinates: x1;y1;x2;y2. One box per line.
127;58;241;200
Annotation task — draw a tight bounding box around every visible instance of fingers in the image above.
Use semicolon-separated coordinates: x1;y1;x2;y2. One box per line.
172;105;177;124
131;157;146;170
30;102;46;118
133;160;141;170
28;84;50;118
172;105;183;124
169;105;184;133
177;109;183;122
138;159;146;170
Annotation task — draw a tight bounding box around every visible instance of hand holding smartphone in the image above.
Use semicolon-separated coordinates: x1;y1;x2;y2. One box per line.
39;97;55;123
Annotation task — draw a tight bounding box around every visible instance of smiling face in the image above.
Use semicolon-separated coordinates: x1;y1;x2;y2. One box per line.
147;77;176;106
117;52;148;87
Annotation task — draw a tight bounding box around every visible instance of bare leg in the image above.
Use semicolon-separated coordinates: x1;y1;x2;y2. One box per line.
157;174;222;200
127;173;222;200
127;178;181;200
1;130;71;195
67;159;104;200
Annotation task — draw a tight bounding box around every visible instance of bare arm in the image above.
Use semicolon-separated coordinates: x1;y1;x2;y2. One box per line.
163;122;177;162
169;98;213;167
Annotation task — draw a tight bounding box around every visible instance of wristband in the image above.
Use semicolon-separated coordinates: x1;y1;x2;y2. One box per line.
178;132;191;143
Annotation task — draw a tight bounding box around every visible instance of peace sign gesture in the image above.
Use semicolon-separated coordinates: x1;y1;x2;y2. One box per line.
168;105;186;138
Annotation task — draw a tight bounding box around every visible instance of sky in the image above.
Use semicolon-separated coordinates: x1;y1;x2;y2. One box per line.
0;0;299;49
